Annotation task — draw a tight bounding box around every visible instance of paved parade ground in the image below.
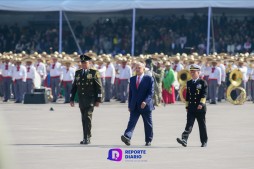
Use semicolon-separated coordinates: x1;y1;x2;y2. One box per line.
1;100;254;169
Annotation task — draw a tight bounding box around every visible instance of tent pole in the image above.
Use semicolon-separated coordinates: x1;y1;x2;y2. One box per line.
206;7;212;55
131;8;136;56
59;10;63;53
63;11;83;54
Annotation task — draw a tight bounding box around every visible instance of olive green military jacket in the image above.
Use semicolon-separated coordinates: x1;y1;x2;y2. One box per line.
70;68;102;108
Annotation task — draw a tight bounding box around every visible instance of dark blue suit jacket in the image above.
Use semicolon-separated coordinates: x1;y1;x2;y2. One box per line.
128;75;155;112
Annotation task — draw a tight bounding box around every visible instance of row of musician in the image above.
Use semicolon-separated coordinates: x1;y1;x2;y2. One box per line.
0;54;254;105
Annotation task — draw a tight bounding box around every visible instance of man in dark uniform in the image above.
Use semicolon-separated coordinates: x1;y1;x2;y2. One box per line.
70;54;102;144
177;64;208;147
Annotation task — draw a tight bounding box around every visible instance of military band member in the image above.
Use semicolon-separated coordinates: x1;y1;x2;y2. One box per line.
208;60;221;104
1;57;13;102
248;62;254;103
218;59;226;102
152;60;164;106
35;55;47;86
96;58;106;102
119;58;132;103
238;58;248;90
12;58;27;103
177;64;208;147
24;57;36;94
70;54;102;144
50;55;62;102
62;59;76;103
104;58;115;102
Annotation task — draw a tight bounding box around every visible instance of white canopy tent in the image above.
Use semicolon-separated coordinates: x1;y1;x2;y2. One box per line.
0;0;253;55
1;0;254;12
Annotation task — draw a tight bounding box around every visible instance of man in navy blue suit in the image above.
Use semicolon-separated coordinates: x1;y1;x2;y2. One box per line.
121;62;155;146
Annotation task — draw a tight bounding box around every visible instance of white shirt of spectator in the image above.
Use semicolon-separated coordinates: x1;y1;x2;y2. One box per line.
0;62;13;77
35;62;47;80
62;66;76;82
12;64;27;82
119;65;132;80
209;66;222;85
26;65;36;81
50;62;62;77
105;63;116;84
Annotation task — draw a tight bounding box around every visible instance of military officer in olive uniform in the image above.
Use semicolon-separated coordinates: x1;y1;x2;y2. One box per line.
177;64;208;147
70;54;102;145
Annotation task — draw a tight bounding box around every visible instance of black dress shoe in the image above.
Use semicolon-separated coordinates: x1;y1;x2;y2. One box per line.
145;142;151;146
80;139;90;145
15;101;22;103
120;101;126;103
176;138;187;147
201;142;207;147
3;100;8;102
121;135;130;146
64;101;70;104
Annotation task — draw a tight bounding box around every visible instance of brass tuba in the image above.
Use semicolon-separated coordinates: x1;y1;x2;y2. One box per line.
226;69;246;105
177;69;191;102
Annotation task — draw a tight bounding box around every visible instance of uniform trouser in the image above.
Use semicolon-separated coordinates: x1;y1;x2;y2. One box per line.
250;80;254;101
204;76;209;99
63;82;72;102
218;81;225;100
182;106;208;144
113;78;120;99
3;77;11;100
51;77;60;101
124;107;153;143
101;78;105;101
209;79;218;102
14;79;24;102
24;79;33;94
154;84;162;105
80;106;94;140
246;80;252;98
0;76;3;96
120;79;128;102
105;78;112;101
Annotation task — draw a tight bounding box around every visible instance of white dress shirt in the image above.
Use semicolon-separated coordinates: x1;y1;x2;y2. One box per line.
119;65;132;80
105;63;116;84
1;62;13;77
238;66;248;82
12;64;27;82
209;66;221;85
35;62;47;80
26;65;36;81
50;62;62;77
62;66;76;82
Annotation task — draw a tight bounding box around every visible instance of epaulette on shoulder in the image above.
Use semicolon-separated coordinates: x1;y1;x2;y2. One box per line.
90;68;97;71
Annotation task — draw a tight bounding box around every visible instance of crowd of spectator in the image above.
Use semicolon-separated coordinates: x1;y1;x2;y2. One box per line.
0;13;253;55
